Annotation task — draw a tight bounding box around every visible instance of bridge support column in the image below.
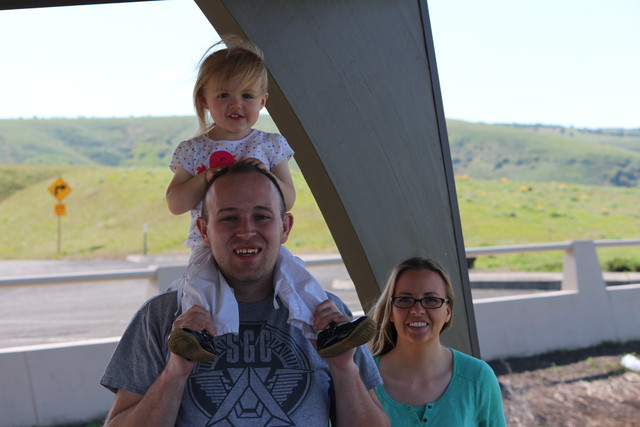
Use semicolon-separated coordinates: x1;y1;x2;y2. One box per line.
195;0;478;356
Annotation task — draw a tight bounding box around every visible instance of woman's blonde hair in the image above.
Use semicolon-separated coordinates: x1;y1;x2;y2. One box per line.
369;256;455;357
193;34;268;135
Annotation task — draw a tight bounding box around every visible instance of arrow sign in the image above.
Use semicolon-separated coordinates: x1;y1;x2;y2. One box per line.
48;177;72;201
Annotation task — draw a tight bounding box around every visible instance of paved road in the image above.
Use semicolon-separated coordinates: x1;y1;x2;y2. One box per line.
0;257;371;349
5;256;632;350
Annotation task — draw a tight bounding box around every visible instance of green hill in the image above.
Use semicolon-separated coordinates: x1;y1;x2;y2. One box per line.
0;164;335;259
1;116;639;186
1;164;639;271
0;115;279;167
455;175;640;271
0;116;193;166
1;117;639;270
447;120;640;187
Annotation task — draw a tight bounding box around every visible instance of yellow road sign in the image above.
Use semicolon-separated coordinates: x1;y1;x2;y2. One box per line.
54;203;66;216
48;177;71;201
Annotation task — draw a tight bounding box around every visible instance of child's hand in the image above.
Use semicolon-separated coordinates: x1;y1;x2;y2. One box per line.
237;156;267;171
204;167;224;183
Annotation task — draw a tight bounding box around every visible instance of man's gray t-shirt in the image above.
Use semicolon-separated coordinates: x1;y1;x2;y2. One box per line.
101;290;382;426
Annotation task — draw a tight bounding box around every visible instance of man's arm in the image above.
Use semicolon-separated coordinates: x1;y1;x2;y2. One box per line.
327;351;388;426
314;300;389;426
104;354;194;427
104;305;214;426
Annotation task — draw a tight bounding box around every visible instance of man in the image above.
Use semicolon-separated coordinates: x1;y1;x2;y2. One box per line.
101;162;388;426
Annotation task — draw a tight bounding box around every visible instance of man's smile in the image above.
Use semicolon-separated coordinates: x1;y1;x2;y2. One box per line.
234;248;261;255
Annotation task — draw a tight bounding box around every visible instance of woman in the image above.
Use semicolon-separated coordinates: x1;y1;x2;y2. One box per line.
369;257;506;426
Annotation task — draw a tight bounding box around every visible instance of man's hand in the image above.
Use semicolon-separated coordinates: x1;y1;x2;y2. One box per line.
172;305;216;336
313;300;359;367
168;305;216;373
313;299;351;331
105;305;217;426
313;301;389;426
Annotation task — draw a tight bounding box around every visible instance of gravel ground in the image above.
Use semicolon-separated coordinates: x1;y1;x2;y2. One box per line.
489;340;640;427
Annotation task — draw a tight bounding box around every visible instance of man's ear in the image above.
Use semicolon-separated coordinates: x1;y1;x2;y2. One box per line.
196;217;211;246
280;212;293;244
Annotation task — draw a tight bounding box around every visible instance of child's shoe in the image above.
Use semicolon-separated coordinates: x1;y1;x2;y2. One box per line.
316;316;376;358
168;328;217;363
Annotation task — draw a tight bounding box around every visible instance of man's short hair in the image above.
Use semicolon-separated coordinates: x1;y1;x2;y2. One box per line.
200;162;287;221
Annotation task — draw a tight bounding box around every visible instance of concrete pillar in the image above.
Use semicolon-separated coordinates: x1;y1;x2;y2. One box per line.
148;265;186;296
562;240;618;340
562;240;606;293
194;0;478;356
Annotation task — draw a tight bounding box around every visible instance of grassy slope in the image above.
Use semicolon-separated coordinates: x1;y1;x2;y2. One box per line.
455;176;640;270
1;164;639;270
3;116;640;186
0;164;336;259
0;115;280;166
447;120;640;186
2;117;639;269
0;117;196;166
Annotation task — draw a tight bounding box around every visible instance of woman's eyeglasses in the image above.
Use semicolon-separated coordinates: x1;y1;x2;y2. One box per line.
390;296;449;309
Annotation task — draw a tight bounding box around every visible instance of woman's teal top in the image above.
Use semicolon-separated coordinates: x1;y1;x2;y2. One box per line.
374;349;507;426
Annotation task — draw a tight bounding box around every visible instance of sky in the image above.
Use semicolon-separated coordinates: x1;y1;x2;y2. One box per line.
0;0;638;129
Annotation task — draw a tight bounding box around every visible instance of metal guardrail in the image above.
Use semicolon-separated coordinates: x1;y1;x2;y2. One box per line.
1;239;639;289
0;258;345;289
0;267;157;288
465;242;570;256
465;238;640;256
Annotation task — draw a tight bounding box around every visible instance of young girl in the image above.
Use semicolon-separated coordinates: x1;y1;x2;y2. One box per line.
165;35;373;362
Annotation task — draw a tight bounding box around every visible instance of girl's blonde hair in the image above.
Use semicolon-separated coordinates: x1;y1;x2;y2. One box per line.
193;34;268;135
369;256;455;357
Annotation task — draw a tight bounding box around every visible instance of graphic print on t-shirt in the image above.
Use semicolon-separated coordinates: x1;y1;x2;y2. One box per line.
187;322;313;425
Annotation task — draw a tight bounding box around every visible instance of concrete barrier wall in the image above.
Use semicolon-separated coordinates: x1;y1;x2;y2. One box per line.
0;339;117;427
3;286;640;426
4;282;640;426
474;284;640;361
608;284;640;343
2;241;639;426
474;241;640;360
